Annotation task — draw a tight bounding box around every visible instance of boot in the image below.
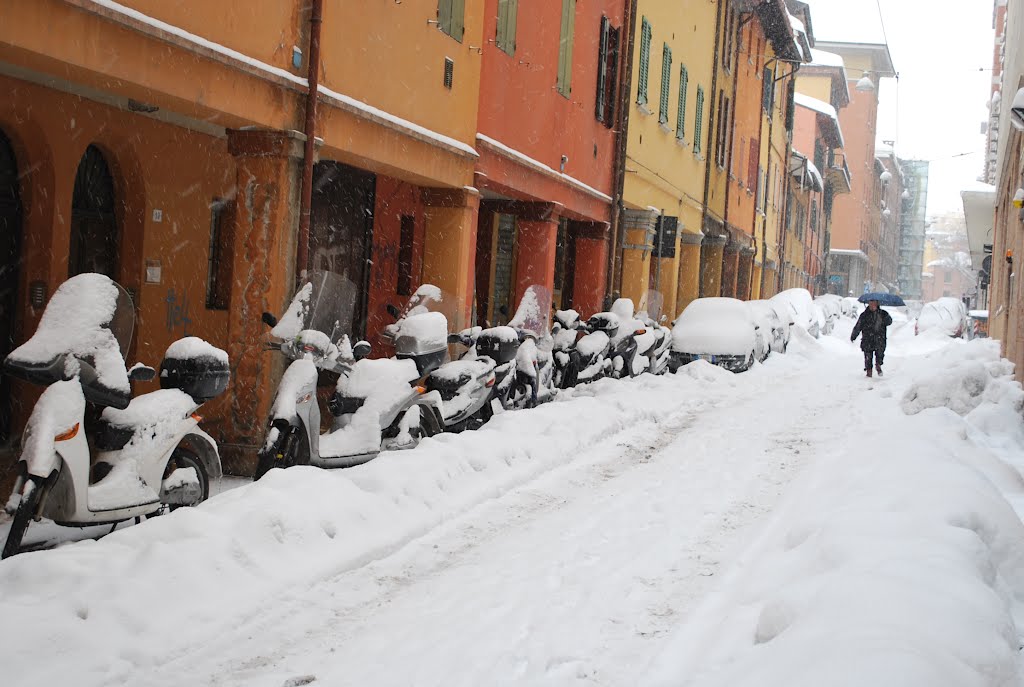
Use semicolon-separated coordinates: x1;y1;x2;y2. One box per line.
876;364;883;376
866;367;873;378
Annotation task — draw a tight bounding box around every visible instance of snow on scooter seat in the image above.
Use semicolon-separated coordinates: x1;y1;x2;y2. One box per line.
163;337;229;364
319;357;422;457
7;273;130;395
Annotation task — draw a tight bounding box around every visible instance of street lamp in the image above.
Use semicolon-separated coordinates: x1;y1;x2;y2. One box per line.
856;72;875;92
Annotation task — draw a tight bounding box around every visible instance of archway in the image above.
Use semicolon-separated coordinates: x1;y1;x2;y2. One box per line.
69;144;119;278
0;130;23;444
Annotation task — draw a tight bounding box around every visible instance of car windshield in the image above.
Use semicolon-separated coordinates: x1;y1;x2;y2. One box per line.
5;273;135;395
272;271;358;343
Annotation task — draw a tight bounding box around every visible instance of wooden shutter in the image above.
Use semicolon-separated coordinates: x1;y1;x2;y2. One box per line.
596;16;610;122
605;25;619;125
659;44;672;124
496;0;517;54
676;65;688;139
748;138;759;190
557;0;576;96
638;17;651;106
438;0;452;34
452;0;465;42
694;86;704;155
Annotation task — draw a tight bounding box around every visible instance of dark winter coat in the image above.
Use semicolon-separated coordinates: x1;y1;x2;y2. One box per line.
851;307;892;352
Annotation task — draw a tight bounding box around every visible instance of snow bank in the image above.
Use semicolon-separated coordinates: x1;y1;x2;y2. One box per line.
646;336;1024;687
0;368;747;685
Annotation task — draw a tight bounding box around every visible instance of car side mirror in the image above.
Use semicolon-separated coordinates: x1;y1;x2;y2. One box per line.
129;364;157;382
261;312;278;328
353;340;371;361
386;303;400;320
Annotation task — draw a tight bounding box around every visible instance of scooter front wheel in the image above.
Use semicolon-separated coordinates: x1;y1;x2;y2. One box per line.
2;479;42;560
161;449;210;510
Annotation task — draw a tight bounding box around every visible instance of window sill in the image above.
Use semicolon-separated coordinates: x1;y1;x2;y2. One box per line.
659;122;673;133
675;137;689;148
693;152;705;162
637;104;654;116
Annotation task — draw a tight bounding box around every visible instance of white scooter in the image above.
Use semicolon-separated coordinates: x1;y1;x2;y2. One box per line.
2;273;228;558
254;273;447;478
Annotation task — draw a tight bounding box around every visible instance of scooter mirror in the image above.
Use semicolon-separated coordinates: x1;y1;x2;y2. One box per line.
261;312;278;328
353;340;372;361
386;303;400;320
129;364;157;382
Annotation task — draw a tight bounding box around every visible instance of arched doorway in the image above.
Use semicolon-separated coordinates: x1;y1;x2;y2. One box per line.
69;144;119;278
0;130;23;444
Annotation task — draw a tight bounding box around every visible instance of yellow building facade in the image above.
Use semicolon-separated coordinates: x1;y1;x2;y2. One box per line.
620;0;719;320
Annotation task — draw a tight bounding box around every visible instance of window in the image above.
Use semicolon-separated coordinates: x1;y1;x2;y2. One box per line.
694;86;705;155
398;215;417;297
637;17;651;106
557;0;576;97
596;16;620;126
443;58;454;89
762;66;774;113
437;0;465;42
747;138;759;190
659;43;672;124
722;5;735;73
496;0;518;55
715;92;730;168
206;198;233;310
944;270;952;284
676;65;688;139
785;80;796;132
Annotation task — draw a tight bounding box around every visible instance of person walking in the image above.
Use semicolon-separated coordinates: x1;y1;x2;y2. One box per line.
851;299;892;377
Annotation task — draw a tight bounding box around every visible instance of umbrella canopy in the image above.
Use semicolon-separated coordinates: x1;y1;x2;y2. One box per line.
858;292;906;307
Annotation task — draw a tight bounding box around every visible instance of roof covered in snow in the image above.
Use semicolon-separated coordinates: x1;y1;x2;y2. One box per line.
794;93;845;148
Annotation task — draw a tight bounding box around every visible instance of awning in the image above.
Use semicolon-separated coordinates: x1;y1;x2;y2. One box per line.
960;183;996;271
794;93;845;148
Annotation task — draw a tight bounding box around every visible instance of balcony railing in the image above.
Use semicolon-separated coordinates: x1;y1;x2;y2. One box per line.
826;149;852;194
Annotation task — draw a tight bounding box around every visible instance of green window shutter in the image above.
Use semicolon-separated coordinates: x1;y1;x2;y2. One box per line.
596;15;610;122
452;0;464;42
694;86;704;155
497;0;518;55
659;44;671;124
676;65;688;139
557;0;576;96
637;17;651;106
438;0;452;35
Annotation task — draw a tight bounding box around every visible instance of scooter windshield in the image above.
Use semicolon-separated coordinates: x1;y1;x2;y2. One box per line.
272;271;357;343
383;284;458;356
508;285;552;338
5;273;135;399
638;290;666;324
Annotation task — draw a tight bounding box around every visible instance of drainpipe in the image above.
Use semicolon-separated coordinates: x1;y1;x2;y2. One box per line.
775;64;798;296
757;59;778;298
700;0;727;236
607;0;638;304
296;0;324;282
723;12;751;293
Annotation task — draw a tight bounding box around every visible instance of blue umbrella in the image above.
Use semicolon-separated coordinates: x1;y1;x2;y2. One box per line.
858;292;905;306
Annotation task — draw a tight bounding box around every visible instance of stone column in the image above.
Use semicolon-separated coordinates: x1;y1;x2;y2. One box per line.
510;202;560;310
762;260;778;298
737;247;755;300
572;221;610;318
620;208;659;306
750;263;763;300
223;128;304;474
421;187;481;330
700;234;727;298
651;230;681;323
675;231;703;317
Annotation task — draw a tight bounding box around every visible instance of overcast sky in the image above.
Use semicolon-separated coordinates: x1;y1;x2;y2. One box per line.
808;0;995;219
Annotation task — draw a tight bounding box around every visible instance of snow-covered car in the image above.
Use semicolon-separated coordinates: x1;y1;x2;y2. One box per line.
771;288;820;338
814;295;842;334
669;297;760;373
840;296;861;318
915;298;967;337
767;299;797;346
748;300;786;357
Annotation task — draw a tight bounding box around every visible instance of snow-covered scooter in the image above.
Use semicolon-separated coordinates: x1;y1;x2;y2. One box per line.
255;274;446;478
2;273;228;558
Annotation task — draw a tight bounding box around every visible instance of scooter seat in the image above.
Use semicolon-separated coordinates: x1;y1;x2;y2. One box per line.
427;359;493;401
98;389;199;450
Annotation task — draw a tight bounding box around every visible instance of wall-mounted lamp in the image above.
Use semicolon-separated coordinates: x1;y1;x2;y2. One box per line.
29;280;47;309
855;73;875;92
880;170;893;184
560;155;569;173
1013;188;1024;208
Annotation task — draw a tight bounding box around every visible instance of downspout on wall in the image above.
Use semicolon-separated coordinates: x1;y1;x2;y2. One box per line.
296;0;324;282
700;0;727;235
607;0;638;305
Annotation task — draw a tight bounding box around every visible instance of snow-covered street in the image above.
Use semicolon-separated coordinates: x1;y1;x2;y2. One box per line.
2;317;1024;687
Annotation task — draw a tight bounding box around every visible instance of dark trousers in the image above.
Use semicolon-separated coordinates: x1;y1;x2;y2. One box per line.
864;349;885;370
